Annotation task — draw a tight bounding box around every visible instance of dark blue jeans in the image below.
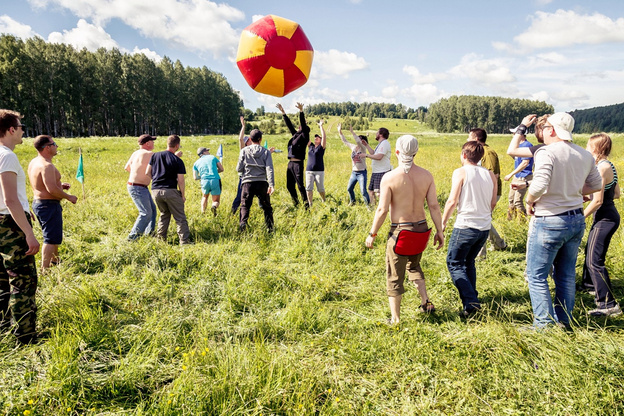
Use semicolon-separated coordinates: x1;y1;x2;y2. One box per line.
347;170;370;204
446;227;489;312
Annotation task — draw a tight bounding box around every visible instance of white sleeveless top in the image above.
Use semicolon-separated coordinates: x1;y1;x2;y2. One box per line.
455;164;493;231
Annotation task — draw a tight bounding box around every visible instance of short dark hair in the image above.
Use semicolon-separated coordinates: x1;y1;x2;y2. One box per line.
469;128;487;143
167;135;180;148
0;109;22;138
378;128;389;139
249;129;263;143
33;135;54;152
359;135;368;144
462;141;484;164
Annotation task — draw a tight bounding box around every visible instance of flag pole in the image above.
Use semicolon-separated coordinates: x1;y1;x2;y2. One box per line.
77;148;85;200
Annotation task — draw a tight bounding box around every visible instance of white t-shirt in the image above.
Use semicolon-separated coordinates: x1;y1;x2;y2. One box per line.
371;139;392;173
0;145;30;214
454;164;493;231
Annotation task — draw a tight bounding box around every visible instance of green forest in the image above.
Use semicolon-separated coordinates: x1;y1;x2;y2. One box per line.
570;102;624;133
0;35;242;137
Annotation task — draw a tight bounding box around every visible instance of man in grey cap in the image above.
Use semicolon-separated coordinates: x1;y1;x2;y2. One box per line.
525;112;602;329
365;135;444;324
124;134;157;241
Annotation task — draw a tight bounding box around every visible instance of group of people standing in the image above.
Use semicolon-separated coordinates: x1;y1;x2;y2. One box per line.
1;106;621;346
366;111;620;328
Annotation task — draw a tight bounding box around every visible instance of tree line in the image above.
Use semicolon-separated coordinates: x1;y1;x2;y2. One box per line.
570;102;624;134
0;35;243;137
426;95;554;134
305;101;427;121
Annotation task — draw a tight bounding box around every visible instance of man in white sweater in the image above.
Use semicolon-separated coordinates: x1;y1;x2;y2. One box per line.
525;112;602;329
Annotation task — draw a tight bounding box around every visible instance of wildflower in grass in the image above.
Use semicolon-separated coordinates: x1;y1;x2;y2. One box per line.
335;398;340;403
182;365;187;370
327;388;332;393
202;351;206;356
24;410;31;416
175;347;180;351
205;347;209;352
67;408;71;412
167;400;172;405
203;337;207;341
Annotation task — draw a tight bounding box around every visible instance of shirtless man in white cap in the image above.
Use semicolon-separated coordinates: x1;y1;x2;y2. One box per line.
365;135;444;324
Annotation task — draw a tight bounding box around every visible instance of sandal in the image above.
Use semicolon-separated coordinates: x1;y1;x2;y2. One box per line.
420;300;436;313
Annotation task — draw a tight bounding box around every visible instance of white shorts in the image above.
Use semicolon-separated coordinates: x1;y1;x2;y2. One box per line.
305;171;325;192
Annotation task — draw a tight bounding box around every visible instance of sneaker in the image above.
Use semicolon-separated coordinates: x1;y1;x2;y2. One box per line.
588;304;622;317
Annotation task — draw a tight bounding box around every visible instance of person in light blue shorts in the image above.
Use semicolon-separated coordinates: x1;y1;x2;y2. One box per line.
193;147;224;216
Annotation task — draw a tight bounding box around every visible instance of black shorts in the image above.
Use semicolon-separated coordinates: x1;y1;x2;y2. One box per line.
368;171;389;191
32;199;63;244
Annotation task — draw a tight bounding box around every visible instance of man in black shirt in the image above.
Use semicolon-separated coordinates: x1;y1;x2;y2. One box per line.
146;135;191;245
277;102;310;208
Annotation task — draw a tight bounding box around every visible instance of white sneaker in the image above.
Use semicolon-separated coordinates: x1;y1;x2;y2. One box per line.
588;304;622;317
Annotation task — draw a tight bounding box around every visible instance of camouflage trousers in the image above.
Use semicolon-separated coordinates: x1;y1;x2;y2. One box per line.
0;213;38;343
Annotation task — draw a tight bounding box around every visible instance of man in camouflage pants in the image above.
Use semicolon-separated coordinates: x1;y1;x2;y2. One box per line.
0;109;40;344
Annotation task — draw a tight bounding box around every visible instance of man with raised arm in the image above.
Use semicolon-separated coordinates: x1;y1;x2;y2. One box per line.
362;127;392;206
125;134;157;241
365;135;444;324
0;109;40;344
524;113;602;329
305;120;327;207
276;102;310;208
28;135;78;269
338;123;370;205
146;135;191;245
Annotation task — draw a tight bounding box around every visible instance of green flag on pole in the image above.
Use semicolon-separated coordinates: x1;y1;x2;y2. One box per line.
264;140;268;149
76;152;84;183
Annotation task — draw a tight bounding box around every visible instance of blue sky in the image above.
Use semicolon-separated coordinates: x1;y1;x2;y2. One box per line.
2;0;624;113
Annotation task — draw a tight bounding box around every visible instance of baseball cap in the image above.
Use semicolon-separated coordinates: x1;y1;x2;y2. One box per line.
197;147;209;156
547;113;574;141
138;134;156;145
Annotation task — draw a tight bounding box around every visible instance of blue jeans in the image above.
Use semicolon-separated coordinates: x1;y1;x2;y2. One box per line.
347;170;370;204
525;212;585;328
127;185;156;240
446;227;489;312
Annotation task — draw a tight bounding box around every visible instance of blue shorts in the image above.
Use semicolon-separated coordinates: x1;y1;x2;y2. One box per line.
32;199;63;244
200;178;221;196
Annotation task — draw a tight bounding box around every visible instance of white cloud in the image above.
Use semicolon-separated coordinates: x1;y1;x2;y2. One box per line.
349;0;363;4
0;15;39;39
512;10;624;51
131;47;162;62
48;19;118;50
403;65;446;84
312;49;369;79
402;84;446;107
381;82;400;98
534;0;553;5
30;0;245;58
526;52;567;67
448;53;515;85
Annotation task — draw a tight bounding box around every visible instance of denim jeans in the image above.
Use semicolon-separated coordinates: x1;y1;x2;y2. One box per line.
525;212;585;328
127;185;156;240
446;227;489;312
347;170;370;204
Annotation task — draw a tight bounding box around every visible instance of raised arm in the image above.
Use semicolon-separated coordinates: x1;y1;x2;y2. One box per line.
277;103;296;135
238;116;246;149
507;115;536;158
318;119;327;149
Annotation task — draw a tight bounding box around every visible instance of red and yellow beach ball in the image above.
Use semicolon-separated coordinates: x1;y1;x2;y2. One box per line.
236;15;314;97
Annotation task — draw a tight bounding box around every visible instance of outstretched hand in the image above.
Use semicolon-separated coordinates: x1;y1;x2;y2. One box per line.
337;123;342;133
240;115;245;125
276;103;285;114
295;102;304;112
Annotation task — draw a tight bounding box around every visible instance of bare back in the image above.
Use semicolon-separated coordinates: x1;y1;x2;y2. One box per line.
28;156;61;200
383;165;434;223
126;149;153;185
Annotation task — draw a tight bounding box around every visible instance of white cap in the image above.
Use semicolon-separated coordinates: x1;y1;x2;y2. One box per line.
396;135;419;173
547;112;575;141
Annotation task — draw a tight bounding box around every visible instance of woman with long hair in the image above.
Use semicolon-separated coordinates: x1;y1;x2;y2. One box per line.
581;133;622;316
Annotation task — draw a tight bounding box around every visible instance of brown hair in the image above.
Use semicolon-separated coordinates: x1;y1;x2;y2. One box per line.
587;133;612;159
33;135;54;152
249;129;263;143
469;128;487;143
0;109;22;138
378;128;389;140
534;114;552;142
167;135;181;148
462;141;484;164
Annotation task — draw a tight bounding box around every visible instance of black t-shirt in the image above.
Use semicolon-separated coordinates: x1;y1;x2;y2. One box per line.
306;145;325;171
529;143;545;155
150;151;186;189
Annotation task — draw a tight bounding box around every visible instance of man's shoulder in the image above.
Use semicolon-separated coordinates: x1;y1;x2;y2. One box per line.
0;148;19;171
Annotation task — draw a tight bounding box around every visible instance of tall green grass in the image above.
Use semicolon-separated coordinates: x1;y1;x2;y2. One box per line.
2;123;624;415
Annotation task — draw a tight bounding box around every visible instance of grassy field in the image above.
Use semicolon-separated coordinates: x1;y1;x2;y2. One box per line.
2;119;624;415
